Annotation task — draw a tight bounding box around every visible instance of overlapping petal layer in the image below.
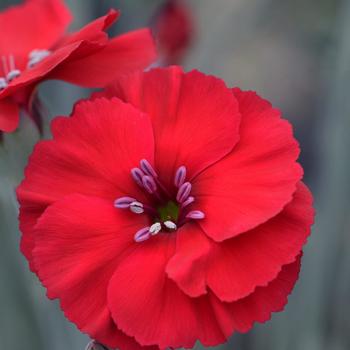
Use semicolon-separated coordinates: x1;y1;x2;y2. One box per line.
51;29;157;88
33;194;153;350
105;67;241;189
167;182;313;301
193;88;303;241
108;232;301;348
17;97;154;265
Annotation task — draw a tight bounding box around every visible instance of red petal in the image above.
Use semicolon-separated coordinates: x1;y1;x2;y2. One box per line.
166;223;211;297
209;256;301;335
32;194;152;350
51;28;157;88
0;41;89;98
0;0;71;55
107;235;227;349
166;184;313;301
0;10;119;99
17;97;154;265
108;234;302;348
0;97;19;132
106;67;241;189
194;88;303;241
59;9;119;46
206;182;314;301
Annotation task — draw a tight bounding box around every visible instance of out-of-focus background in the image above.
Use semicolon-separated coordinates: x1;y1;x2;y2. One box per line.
0;0;349;349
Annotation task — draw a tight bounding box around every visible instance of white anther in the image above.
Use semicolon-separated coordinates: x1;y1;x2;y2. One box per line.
163;220;177;230
130;201;144;214
27;49;51;68
0;77;7;90
6;69;21;82
149;222;162;235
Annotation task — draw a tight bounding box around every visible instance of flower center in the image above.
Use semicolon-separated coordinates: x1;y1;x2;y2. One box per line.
114;159;205;243
0;50;51;90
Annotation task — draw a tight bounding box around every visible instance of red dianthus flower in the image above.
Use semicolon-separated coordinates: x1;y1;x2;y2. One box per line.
0;0;156;133
17;67;314;350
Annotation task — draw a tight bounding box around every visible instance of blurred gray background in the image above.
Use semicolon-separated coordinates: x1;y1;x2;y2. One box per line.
1;0;349;349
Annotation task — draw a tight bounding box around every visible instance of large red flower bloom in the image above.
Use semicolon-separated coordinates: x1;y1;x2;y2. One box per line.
17;67;314;349
0;0;156;133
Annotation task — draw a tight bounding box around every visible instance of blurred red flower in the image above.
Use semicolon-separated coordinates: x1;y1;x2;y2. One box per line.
0;0;156;133
152;0;193;65
17;67;314;349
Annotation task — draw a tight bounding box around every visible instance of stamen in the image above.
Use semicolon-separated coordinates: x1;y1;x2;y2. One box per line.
164;220;177;230
174;166;186;187
181;196;194;208
142;175;157;194
140;159;158;178
129;201;144;214
6;55;20;82
176;182;192;203
1;56;8;75
9;54;15;71
114;196;136;209
131;168;145;187
186;210;205;220
134;227;151;242
149;222;162;235
0;78;7;90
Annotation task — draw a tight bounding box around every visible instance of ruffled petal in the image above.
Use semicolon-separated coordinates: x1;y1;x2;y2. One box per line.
0;10;119;99
0;41;92;98
206;182;313;301
0;97;19;132
32;194;152;350
108;233;302;349
59;9;119;46
166;184;313;301
0;0;72;55
105;67;241;189
17;97;154;264
208;256;301;335
51;28;157;88
194;88;303;241
107;235;227;349
166;223;211;297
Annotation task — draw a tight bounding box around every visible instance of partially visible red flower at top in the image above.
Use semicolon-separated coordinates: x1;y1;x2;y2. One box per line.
152;0;193;65
17;67;314;349
0;0;157;133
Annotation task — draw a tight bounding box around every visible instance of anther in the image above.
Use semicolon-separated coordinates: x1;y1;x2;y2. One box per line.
27;49;51;68
176;182;192;203
131;168;145;187
134;227;151;242
181;196;194;208
114;196;136;209
174;166;186;187
142;175;157;194
140;159;158;178
0;78;7;90
6;69;20;82
129;201;144;214
186;210;205;220
149;222;162;235
164;220;177;230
